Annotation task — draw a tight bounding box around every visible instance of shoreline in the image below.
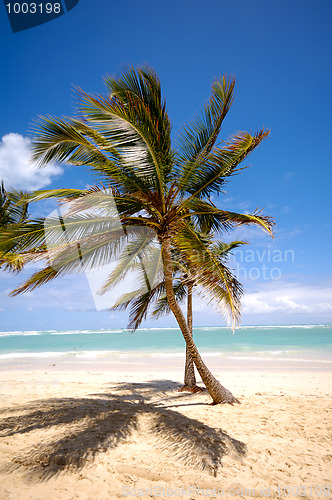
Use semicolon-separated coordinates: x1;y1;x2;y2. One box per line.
1;352;332;373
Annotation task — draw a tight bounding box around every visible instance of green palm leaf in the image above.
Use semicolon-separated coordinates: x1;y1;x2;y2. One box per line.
180;129;270;199
175;76;235;181
99;234;162;295
10;266;59;296
174;227;243;328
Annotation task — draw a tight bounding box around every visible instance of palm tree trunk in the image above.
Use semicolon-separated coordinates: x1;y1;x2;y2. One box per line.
161;237;239;404
183;282;197;388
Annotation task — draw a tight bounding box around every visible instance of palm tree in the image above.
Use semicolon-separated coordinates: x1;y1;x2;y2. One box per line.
0;182;29;271
0;67;274;404
109;236;246;392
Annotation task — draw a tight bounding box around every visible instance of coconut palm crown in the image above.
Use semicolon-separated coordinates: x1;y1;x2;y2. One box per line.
0;67;274;403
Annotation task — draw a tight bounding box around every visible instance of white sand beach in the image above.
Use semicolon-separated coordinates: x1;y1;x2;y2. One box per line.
0;363;331;499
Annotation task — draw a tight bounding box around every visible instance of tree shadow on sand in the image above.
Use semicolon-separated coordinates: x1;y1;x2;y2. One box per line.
0;380;246;480
96;379;207;405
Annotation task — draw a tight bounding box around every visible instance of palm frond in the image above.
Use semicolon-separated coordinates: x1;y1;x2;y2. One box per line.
175;75;235;188
25;188;91;203
0;183;29;227
174;227;243;328
120;287;161;331
105;66;173;172
99;234;162;295
179;202;275;237
210;240;248;260
179;198;233;233
0;251;26;272
181;129;270;199
31;115;152;195
10;266;59;296
78;68;173;208
0;219;47;254
152;281;187;319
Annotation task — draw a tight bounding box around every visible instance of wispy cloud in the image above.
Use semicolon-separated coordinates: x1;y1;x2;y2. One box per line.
284;171;295;181
0;133;63;190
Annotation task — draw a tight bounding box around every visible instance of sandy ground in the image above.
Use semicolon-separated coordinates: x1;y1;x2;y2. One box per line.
0;364;331;499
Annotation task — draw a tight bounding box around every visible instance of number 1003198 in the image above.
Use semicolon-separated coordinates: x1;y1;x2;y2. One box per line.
6;3;62;14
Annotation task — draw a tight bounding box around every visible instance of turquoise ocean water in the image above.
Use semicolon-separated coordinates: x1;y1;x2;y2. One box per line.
0;325;331;365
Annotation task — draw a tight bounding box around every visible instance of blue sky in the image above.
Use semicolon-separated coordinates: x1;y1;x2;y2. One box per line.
0;0;332;331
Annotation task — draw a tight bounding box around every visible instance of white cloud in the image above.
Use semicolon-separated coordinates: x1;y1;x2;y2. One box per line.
191;280;332;325
242;282;332;316
0;133;63;190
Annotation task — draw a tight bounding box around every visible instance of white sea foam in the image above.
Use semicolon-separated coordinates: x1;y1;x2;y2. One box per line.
0;351;71;360
0;330;41;337
0;350;119;360
0;329;127;337
229;356;332;363
137;327;180;331
0;324;330;337
237;324;331;329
